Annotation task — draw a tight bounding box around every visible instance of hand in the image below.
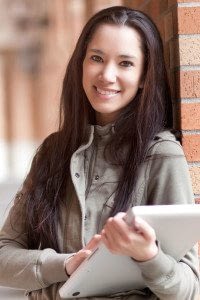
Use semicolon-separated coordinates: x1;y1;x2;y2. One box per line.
101;212;158;262
65;234;101;275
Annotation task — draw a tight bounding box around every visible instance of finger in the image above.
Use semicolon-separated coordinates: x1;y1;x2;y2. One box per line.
104;216;135;241
103;218;120;243
134;217;156;242
68;234;101;274
84;234;101;251
66;249;92;275
102;221;127;251
101;229;116;252
114;212;126;219
75;249;92;261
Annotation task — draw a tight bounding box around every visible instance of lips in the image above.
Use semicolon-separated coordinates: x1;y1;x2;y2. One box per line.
95;86;120;95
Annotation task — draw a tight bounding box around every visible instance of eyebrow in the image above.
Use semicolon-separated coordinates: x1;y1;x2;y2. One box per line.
89;48;137;60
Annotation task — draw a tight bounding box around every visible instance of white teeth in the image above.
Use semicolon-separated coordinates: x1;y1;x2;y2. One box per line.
96;87;118;95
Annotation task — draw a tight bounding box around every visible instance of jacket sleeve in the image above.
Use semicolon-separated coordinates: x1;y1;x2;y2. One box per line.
0;186;72;291
136;139;200;300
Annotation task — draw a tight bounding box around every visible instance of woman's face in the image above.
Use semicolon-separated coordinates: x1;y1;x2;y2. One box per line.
82;24;144;125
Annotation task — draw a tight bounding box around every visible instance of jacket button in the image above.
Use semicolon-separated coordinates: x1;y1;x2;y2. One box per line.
75;173;80;178
95;175;99;180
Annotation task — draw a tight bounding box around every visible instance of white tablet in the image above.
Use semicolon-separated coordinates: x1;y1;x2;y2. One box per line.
59;204;200;299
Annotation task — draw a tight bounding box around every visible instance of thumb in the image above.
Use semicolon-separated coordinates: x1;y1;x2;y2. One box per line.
66;249;92;275
84;234;101;251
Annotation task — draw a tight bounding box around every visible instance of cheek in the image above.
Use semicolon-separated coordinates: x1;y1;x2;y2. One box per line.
83;65;94;85
82;61;87;79
124;73;143;90
82;65;89;90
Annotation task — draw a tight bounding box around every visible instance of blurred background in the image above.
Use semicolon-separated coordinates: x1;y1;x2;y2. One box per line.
0;0;199;299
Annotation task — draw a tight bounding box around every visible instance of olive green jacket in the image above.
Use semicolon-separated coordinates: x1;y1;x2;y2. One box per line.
0;126;199;300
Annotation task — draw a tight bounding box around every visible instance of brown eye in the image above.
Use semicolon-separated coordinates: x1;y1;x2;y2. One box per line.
120;61;134;67
91;55;103;62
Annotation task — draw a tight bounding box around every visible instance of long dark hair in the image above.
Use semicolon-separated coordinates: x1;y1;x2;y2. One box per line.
22;6;173;251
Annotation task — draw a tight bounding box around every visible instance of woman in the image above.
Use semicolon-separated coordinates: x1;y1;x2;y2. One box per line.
0;6;199;300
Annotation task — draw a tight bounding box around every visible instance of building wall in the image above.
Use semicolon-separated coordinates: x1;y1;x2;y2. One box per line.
0;0;87;181
124;2;200;205
0;0;199;202
177;1;200;204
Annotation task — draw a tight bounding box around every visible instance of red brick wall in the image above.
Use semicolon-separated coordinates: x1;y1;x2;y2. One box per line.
176;1;200;203
125;0;200;204
124;0;177;93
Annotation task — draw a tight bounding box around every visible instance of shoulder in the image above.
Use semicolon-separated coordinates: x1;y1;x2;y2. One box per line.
147;130;184;157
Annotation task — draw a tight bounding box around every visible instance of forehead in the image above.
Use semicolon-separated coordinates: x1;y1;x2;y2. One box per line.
87;24;143;57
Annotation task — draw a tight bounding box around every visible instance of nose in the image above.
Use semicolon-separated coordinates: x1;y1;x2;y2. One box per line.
99;63;117;83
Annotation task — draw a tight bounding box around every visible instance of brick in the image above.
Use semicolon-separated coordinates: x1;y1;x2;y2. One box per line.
8;60;35;140
164;41;170;69
168;0;177;7
147;0;162;19
157;19;165;40
182;135;200;162
164;12;173;41
169;38;177;68
172;7;178;34
177;0;200;2
179;37;200;66
0;56;7;140
34;66;61;140
178;7;200;34
178;71;200;98
89;0;122;14
189;166;200;194
123;0;143;8
65;0;86;47
195;198;200;204
169;70;176;99
159;0;168;14
181;103;200;130
126;0;166;19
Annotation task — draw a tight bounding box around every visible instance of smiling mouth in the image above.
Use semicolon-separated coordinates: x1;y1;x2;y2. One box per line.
95;86;120;95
